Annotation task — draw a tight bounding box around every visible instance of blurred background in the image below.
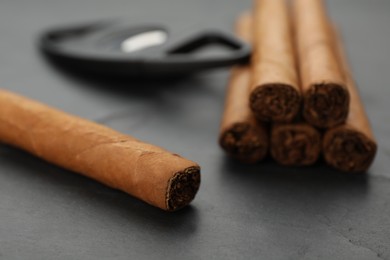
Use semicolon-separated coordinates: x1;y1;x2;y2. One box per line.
1;0;390;259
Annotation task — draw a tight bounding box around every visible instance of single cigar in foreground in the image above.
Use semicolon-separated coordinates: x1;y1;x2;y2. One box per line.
219;13;268;163
271;123;321;166
294;0;350;128
0;90;200;211
250;0;301;123
323;30;377;173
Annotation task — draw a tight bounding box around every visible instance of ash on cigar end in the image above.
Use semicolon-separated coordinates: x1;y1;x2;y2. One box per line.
166;166;201;211
250;83;301;123
271;124;321;166
219;123;268;163
324;128;377;173
303;83;350;128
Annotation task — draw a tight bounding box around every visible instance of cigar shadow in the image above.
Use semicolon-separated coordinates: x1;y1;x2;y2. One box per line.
0;145;200;235
218;156;369;217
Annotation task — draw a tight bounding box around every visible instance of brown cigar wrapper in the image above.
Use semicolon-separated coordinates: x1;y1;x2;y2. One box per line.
0;90;200;211
250;0;301;123
271;123;321;166
220;13;268;163
323;29;377;173
294;0;350;128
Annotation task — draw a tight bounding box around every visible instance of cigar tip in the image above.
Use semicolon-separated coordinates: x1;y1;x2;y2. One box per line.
250;83;301;123
219;123;268;163
166;166;201;211
271;124;321;166
324;127;377;173
304;82;350;128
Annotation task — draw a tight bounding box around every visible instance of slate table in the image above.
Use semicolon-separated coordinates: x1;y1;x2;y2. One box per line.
1;0;390;259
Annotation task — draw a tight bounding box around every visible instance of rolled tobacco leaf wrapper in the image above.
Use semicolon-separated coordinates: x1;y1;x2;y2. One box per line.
271;123;321;166
294;0;350;128
219;13;268;163
250;0;301;123
323;30;377;173
0;90;200;211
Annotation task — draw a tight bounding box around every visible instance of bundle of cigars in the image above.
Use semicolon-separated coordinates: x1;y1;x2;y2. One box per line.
220;0;377;173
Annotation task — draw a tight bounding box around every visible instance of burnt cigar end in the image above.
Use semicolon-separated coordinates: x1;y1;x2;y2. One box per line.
166;166;201;211
324;128;377;172
304;83;350;128
219;123;268;163
271;124;321;166
250;83;301;123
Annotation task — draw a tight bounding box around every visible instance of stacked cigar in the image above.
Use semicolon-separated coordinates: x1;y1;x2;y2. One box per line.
219;0;377;173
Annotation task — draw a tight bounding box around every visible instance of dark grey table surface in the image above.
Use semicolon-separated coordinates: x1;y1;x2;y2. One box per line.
1;0;390;259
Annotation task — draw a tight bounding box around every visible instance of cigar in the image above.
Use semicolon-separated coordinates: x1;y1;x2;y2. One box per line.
0;90;201;211
293;0;350;128
250;0;301;123
271;123;321;166
219;13;268;163
323;30;377;173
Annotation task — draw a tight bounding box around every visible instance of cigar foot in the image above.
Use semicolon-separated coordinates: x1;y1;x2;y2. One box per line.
271;124;321;166
166;166;201;211
324;128;377;172
219;123;268;163
304;83;350;128
250;83;300;122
